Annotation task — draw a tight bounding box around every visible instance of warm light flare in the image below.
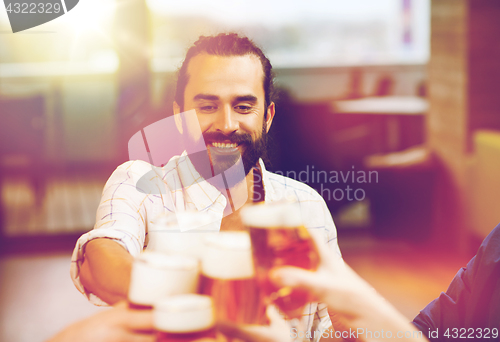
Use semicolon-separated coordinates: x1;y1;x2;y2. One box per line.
57;0;116;36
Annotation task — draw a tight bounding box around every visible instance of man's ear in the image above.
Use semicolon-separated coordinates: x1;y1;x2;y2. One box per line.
265;102;276;133
173;101;183;134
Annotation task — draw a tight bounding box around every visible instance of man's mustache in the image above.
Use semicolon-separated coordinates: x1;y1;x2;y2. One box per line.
202;131;253;145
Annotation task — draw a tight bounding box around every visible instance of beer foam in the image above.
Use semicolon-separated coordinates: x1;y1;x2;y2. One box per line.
138;252;198;270
177;211;220;232
146;230;206;259
154;294;215;333
149;212;179;231
148;212;221;258
240;202;304;228
150;211;221;232
201;232;255;279
128;252;199;305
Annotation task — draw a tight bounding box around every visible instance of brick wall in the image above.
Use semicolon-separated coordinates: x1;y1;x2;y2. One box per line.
468;1;500;136
428;0;468;249
428;0;500;249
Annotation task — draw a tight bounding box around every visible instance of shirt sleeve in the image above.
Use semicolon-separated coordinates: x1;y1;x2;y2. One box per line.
70;160;155;305
412;223;500;338
411;265;471;336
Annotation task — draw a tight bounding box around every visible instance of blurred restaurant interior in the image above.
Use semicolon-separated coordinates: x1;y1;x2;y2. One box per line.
1;0;500;341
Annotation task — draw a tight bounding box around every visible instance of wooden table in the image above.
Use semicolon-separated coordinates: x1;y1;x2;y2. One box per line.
331;96;428;152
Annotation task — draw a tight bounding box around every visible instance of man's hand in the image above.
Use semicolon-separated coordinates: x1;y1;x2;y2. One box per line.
80;238;134;304
48;302;154;342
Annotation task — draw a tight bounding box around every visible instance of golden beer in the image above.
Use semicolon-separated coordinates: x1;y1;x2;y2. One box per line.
200;232;266;324
199;275;264;324
155;294;216;342
241;202;320;319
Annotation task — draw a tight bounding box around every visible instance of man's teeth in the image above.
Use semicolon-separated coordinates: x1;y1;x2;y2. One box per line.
211;142;238;148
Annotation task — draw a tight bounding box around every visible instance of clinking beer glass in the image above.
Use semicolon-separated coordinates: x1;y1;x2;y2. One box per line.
241;202;320;319
199;231;266;325
128;252;199;310
154;294;217;342
148;211;220;259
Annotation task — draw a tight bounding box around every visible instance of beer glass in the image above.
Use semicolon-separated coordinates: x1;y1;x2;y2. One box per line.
155;294;217;342
240;202;320;319
200;231;266;324
148;211;221;259
128;252;199;309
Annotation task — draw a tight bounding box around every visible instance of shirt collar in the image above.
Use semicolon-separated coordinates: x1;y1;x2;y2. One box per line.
176;152;276;210
258;159;276;202
176;151;224;211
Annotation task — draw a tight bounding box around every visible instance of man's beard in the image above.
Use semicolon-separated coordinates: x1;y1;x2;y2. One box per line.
188;123;267;188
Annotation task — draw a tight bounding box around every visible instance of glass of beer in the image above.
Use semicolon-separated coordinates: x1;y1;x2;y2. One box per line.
148;211;221;259
128;252;200;310
155;294;217;342
199;231;266;324
240;202;320;319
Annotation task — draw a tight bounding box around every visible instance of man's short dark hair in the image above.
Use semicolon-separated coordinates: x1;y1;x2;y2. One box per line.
175;33;275;112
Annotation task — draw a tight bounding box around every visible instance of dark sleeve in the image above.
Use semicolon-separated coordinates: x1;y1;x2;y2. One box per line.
412;223;500;338
412;261;474;335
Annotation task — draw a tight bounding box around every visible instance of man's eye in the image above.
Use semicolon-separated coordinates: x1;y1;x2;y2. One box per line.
235;105;252;113
200;106;217;112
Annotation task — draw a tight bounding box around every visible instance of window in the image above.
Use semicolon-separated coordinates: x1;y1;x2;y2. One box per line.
147;0;430;72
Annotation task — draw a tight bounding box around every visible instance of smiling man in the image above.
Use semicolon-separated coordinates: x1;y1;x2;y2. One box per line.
172;43;274;214
71;33;342;341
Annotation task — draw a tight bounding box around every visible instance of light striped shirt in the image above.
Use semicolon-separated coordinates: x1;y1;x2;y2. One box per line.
70;154;342;340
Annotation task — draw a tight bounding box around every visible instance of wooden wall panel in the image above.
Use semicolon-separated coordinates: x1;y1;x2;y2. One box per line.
428;0;500;249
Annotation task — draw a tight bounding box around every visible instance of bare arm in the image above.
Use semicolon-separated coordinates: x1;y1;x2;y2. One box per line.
80;239;134;305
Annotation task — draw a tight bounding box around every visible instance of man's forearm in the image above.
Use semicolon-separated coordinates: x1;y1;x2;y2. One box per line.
80;238;134;305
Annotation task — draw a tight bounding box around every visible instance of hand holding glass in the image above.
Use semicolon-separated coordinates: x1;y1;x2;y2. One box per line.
241;202;320;319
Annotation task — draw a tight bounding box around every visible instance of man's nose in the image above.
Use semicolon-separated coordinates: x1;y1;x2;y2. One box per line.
215;105;239;135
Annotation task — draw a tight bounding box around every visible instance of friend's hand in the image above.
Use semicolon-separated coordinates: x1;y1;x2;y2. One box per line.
269;236;427;342
218;305;292;342
48;301;154;342
269;236;384;321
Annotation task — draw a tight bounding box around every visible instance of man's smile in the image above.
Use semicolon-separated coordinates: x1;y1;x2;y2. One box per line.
207;141;243;156
210;142;238;149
